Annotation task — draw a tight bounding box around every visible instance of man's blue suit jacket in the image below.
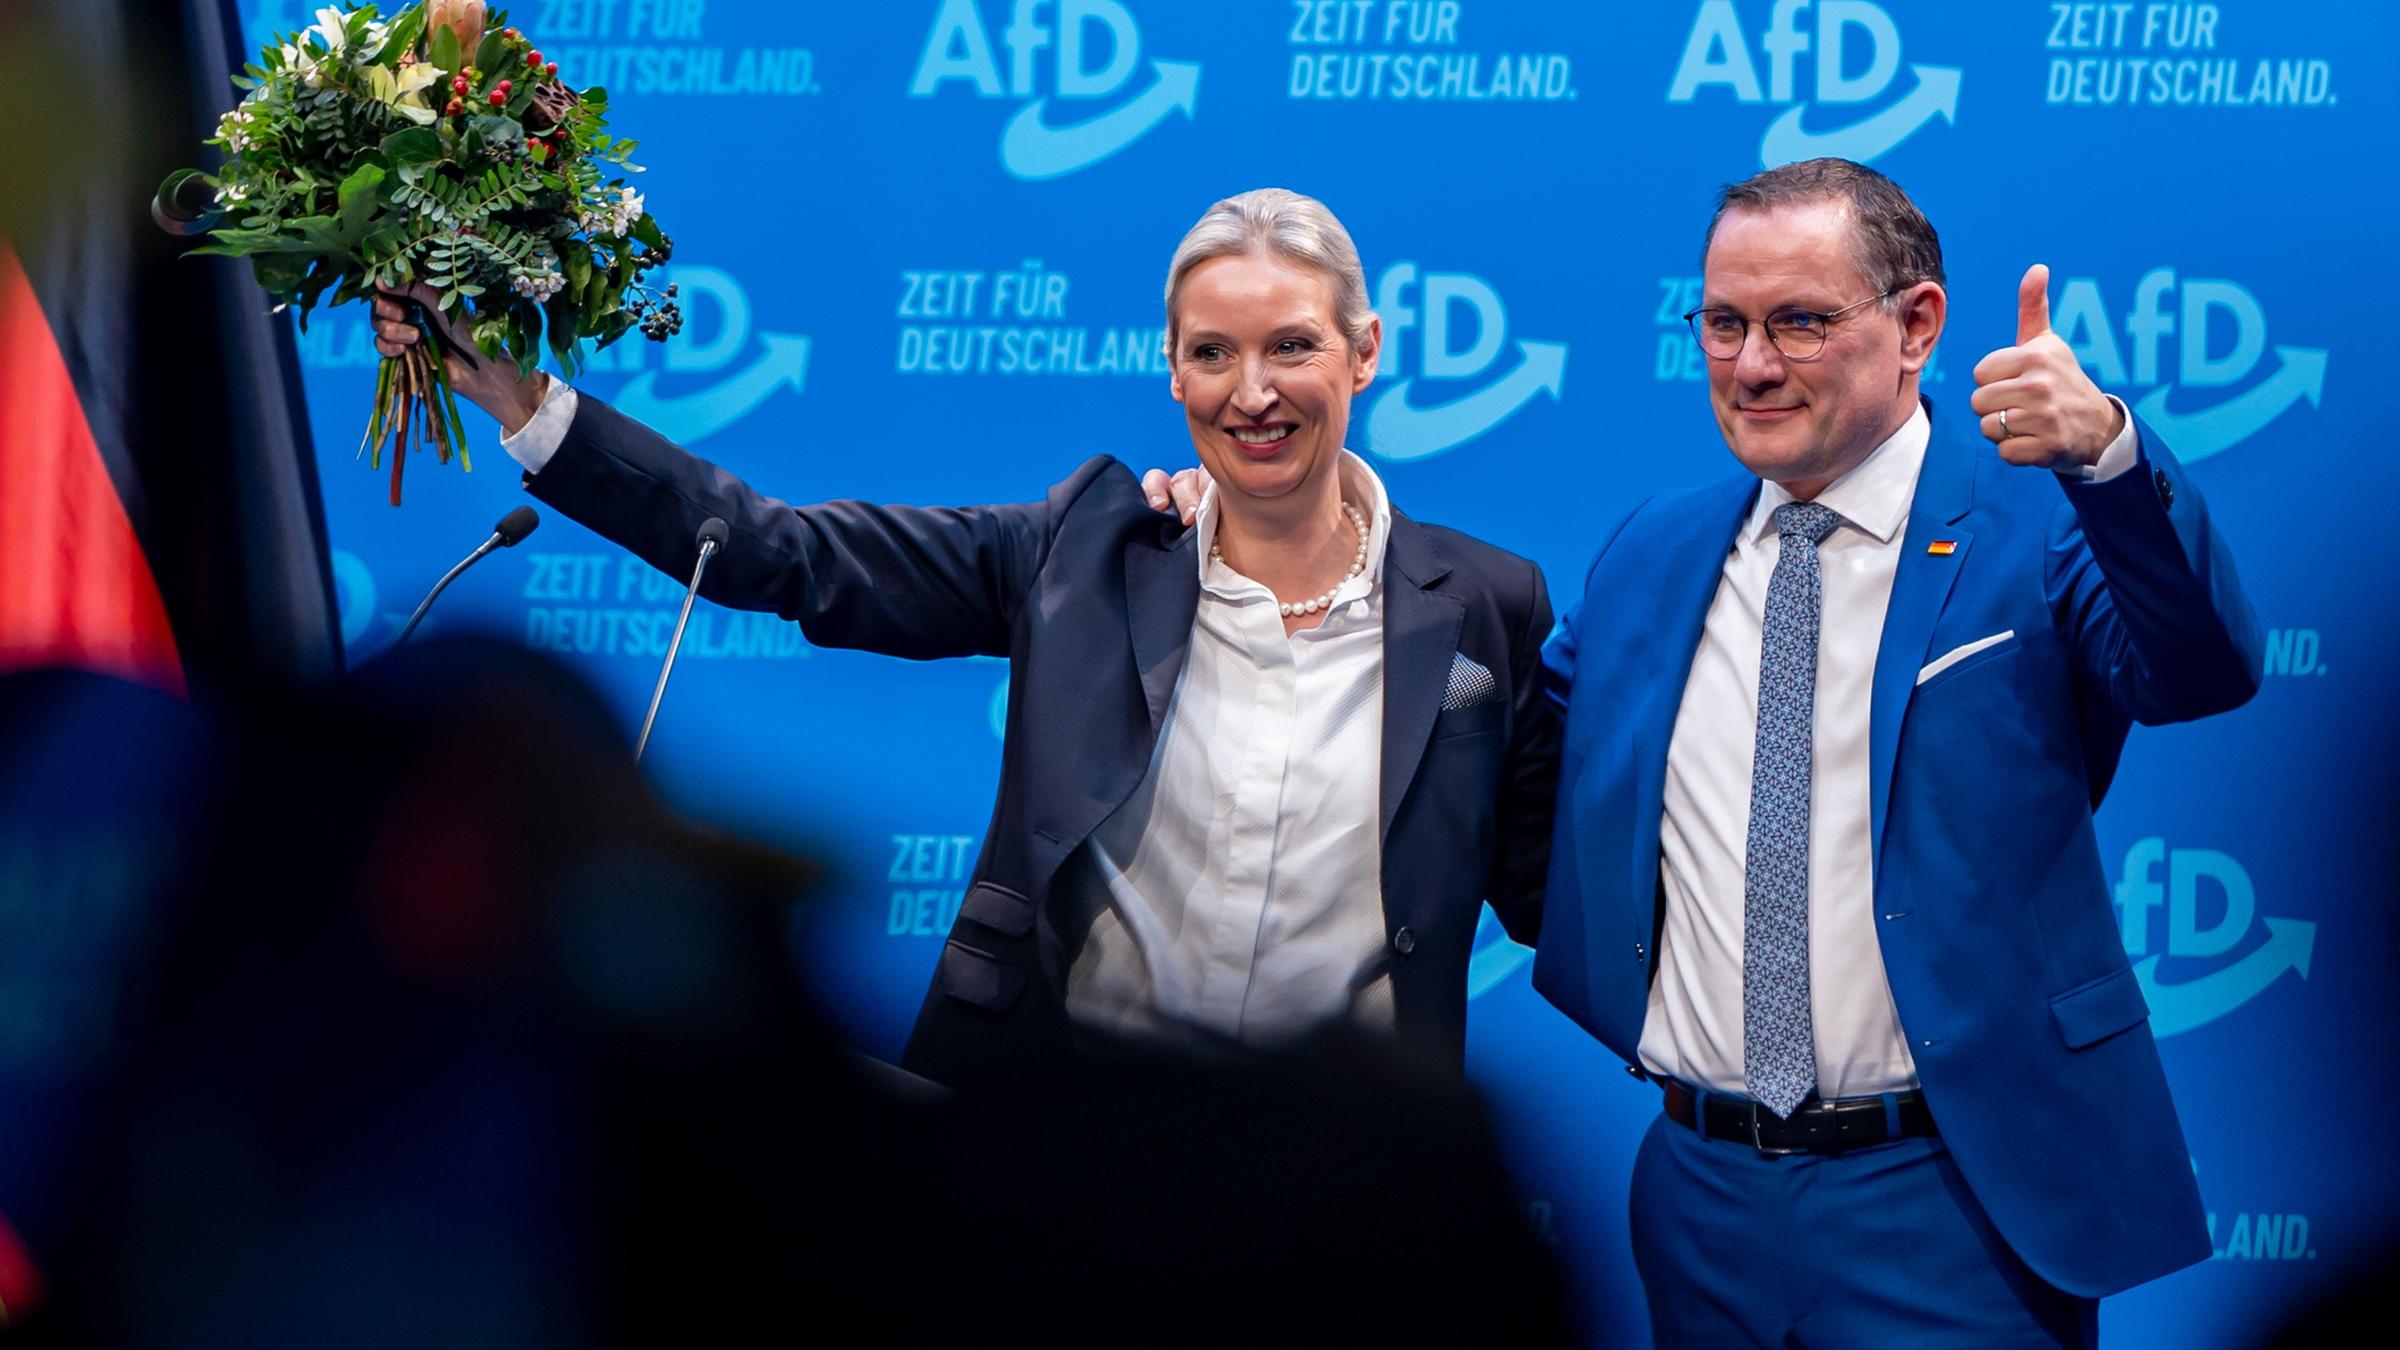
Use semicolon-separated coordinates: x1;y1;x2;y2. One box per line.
1534;403;2261;1298
526;395;1560;1087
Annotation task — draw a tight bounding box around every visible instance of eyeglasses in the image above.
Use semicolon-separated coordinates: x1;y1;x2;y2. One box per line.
1681;288;1903;362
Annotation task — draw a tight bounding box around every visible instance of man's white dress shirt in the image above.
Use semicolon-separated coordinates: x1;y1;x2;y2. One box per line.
1642;403;2138;1099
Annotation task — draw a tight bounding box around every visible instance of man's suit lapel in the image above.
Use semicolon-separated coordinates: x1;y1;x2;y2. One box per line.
1631;478;1761;906
1378;514;1462;841
1124;527;1202;737
1868;416;1979;871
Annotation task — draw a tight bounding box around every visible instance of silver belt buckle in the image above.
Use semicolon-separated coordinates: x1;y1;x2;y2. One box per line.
1748;1103;1800;1157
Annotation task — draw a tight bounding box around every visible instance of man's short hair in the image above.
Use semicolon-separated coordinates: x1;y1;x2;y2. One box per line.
1703;157;1946;295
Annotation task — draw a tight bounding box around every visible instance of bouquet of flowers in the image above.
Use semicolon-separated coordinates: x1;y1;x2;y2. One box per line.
164;1;682;504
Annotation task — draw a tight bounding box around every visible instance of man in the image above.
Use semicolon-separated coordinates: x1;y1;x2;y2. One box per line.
1533;158;2259;1345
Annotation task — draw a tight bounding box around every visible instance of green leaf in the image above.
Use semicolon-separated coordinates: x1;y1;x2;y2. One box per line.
544;292;580;361
428;22;461;77
476;30;506;77
252;252;312;296
469;113;520;150
288;215;348;253
381;126;444;166
630;213;665;250
381;5;427;64
334;163;387;243
581;86;609;107
296;255;345;312
192;225;293;255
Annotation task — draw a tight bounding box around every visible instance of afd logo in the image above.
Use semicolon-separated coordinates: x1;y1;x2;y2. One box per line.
909;0;1200;181
582;266;809;445
1666;1;1960;167
2056;271;2327;463
2114;838;2314;1037
1365;264;1566;463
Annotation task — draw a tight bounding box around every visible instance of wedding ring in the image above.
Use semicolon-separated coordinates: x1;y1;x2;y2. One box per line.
2000;407;2012;437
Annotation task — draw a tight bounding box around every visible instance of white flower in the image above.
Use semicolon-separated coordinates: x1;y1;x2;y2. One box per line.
214;179;252;205
369;59;446;107
215;110;255;153
278;40;328;88
511;259;568;302
309;6;351;53
578;186;647;238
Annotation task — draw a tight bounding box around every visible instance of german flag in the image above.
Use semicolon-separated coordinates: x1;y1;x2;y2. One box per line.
0;0;341;698
0;239;185;692
1;0;345;1317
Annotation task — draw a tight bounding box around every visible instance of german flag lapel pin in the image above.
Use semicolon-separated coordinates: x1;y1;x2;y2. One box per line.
1927;539;1959;556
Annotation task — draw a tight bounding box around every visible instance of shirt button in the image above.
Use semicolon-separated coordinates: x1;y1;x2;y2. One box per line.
1392;926;1417;956
1634;942;1647;964
2153;467;2176;509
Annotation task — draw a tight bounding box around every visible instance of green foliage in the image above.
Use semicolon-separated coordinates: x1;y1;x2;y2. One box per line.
426;22;461;77
172;1;673;381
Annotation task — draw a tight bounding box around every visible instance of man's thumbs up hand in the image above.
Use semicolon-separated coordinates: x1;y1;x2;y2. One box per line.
1971;263;2124;470
2017;262;2053;345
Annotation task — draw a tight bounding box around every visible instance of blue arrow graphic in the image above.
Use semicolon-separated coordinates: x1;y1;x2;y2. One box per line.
1759;64;1962;168
612;333;811;446
2135;915;2316;1037
2131;346;2327;464
999;60;1201;181
1366;341;1566;463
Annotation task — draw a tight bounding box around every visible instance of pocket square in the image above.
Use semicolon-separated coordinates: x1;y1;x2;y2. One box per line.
1916;630;2015;686
1442;652;1501;710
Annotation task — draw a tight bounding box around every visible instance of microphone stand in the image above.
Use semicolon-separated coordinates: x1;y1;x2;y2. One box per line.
394;536;503;646
635;525;724;764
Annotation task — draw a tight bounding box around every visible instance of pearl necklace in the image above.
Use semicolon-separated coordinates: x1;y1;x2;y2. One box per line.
1211;501;1370;618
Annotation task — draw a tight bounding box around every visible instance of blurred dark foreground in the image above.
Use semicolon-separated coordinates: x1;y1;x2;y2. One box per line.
0;639;1574;1348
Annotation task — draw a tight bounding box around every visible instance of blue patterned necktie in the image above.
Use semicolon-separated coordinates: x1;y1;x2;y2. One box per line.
1745;500;1844;1119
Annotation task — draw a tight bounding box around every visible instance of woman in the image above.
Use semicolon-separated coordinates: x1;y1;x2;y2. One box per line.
371;188;1558;1085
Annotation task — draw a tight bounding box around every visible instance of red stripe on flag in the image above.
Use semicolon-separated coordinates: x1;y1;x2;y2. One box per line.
0;1204;41;1324
0;238;184;693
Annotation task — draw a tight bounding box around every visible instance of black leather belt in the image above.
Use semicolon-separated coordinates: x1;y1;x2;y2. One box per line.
1661;1079;1938;1156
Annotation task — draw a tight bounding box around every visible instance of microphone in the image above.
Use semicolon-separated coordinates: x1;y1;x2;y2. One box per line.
151;168;222;237
392;506;542;646
634;517;728;763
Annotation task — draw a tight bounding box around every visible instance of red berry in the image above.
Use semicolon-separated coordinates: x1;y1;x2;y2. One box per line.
545;62;559;76
503;27;519;40
488;90;506;106
527;50;543;67
452;75;468;93
446;98;463;115
497;79;511;92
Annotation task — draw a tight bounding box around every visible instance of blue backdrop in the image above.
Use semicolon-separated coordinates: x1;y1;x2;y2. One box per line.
245;1;2397;1342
